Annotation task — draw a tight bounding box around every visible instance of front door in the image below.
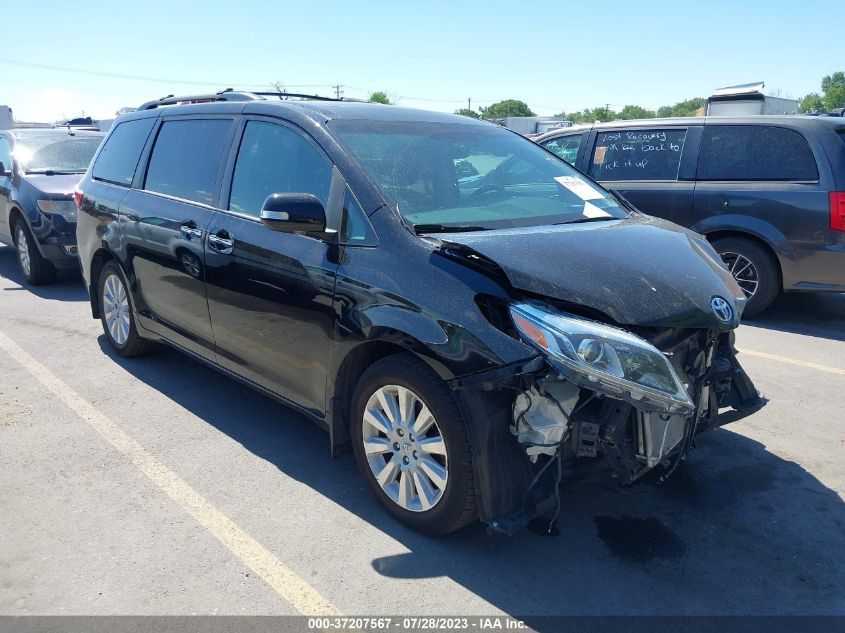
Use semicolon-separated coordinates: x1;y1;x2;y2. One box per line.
121;117;236;359
204;119;338;415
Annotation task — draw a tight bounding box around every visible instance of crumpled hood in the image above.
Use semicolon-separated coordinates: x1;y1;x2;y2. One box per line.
24;174;81;197
437;214;745;330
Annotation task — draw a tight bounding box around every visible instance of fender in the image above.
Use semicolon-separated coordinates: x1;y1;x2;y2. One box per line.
690;213;797;265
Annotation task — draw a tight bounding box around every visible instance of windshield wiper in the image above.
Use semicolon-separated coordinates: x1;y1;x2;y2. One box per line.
25;170;85;176
413;223;490;234
554;216;616;226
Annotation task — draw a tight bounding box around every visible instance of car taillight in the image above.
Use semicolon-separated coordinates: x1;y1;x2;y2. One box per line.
73;189;83;209
831;192;845;232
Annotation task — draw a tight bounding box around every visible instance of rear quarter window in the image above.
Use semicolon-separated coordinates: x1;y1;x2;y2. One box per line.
697;125;819;181
92;118;155;186
588;129;687;181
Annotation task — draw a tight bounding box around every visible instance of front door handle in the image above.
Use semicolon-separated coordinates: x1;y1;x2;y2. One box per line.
208;230;234;255
180;221;203;240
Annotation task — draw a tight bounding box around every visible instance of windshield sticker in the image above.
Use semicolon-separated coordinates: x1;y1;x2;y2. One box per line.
582;201;613;218
554;175;604;201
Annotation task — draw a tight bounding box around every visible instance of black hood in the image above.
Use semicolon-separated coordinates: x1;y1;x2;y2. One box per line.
436;214;745;330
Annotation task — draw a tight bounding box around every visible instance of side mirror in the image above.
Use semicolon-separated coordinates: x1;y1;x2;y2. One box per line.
0;161;9;177
260;193;330;238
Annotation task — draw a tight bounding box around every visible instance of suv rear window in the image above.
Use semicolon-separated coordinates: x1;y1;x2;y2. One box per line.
144;119;232;205
588;129;687;181
542;134;583;165
92;118;155;186
697;125;819;181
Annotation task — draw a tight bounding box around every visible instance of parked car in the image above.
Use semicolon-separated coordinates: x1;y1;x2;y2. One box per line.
76;92;764;535
535;116;845;315
0;129;104;283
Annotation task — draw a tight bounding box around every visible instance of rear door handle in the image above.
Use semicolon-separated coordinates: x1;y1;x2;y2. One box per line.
208;230;234;255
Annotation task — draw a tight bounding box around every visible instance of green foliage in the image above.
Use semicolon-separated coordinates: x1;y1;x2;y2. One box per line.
656;97;706;118
368;91;392;105
454;108;480;119
799;92;824;113
820;71;845;110
618;105;656;119
479;99;535;119
798;71;845;113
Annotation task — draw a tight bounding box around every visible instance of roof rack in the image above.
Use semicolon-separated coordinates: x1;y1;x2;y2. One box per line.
138;88;363;110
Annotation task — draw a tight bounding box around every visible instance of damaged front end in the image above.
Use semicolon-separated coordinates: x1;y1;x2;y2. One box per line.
456;302;766;535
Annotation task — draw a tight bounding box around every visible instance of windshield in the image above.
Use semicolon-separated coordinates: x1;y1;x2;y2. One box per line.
14;135;102;173
331;120;626;231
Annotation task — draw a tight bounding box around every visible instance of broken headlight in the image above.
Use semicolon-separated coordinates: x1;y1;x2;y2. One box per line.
510;303;694;415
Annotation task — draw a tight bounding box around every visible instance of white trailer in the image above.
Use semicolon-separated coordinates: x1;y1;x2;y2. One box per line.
707;82;799;116
501;117;573;136
0;106;13;130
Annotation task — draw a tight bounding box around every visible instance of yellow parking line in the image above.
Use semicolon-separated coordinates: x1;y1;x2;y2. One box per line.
0;330;341;617
737;348;845;376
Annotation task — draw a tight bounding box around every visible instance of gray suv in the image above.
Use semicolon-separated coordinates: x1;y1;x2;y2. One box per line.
535;116;845;315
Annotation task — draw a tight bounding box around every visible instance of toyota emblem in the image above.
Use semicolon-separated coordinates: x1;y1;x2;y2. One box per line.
710;296;734;324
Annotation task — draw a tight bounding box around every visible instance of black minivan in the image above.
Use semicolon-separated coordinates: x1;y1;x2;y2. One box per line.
76;92;764;535
536;116;845;315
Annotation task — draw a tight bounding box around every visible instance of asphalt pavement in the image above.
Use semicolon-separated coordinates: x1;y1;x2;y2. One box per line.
1;243;843;618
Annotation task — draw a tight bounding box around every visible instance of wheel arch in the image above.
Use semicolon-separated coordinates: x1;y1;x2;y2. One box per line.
328;337;457;456
704;229;784;291
88;248;118;318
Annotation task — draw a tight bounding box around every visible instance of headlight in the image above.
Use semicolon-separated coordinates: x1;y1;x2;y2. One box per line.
37;199;77;222
510;303;694;415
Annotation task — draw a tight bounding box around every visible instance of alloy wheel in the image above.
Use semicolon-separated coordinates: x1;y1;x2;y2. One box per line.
362;385;449;512
102;273;131;345
15;226;31;277
720;251;759;299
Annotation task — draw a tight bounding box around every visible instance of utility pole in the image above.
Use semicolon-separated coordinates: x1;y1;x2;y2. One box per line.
333;84;344;99
467;97;471;111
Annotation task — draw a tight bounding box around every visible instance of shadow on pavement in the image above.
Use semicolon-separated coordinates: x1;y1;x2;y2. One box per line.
742;291;845;341
0;244;87;302
96;336;845;618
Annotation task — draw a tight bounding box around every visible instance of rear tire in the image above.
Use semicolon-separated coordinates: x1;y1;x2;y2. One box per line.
350;354;476;535
98;260;154;357
13;219;56;285
711;236;779;318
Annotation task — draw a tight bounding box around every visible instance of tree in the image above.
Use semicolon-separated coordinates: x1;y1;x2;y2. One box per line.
821;71;845;110
454;108;480;119
479;99;534;119
799;92;824;113
618;105;656;120
656;97;706;118
369;91;392;105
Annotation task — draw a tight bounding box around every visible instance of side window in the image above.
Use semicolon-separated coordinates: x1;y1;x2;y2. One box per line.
92;118;155;186
697;126;819;181
542;134;582;165
144;119;232;205
341;188;376;243
229;121;332;217
588;129;687;181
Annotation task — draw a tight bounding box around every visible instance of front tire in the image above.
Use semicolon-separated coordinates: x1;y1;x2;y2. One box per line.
351;354;476;535
13;219;56;285
98;261;153;357
711;236;780;318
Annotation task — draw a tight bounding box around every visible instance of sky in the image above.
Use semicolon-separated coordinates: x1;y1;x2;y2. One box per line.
2;0;842;123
